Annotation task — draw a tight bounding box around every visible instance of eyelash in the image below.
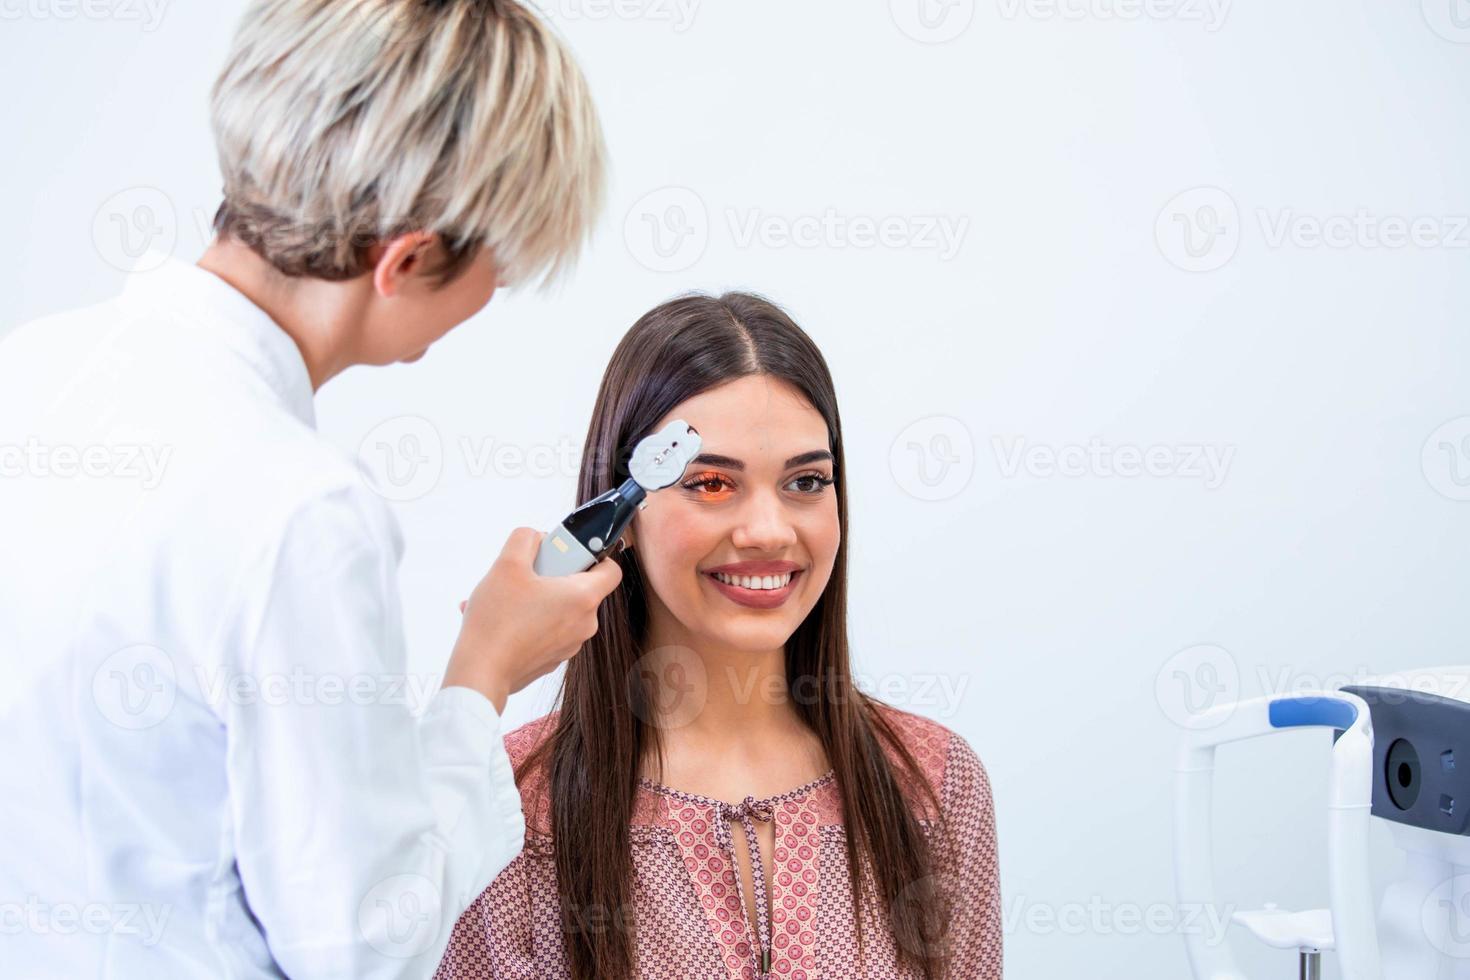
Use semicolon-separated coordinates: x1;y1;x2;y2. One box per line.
680;470;834;496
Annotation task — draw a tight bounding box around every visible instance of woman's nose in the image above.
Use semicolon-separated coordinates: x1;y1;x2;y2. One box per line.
729;491;798;551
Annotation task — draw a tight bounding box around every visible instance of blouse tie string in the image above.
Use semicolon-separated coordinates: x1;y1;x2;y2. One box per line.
716;796;776;977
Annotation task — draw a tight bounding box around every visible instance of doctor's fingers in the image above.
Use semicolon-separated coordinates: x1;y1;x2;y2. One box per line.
575;553;624;599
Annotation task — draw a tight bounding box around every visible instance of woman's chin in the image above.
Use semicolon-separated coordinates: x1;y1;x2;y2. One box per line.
692;616;798;657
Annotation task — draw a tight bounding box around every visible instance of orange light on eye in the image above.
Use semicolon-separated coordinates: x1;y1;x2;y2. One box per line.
684;472;734;496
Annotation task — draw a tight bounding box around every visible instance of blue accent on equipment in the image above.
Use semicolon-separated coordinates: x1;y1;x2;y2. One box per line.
1269;697;1358;731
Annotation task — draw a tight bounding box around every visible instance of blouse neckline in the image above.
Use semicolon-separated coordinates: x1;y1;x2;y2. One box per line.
638;769;837;809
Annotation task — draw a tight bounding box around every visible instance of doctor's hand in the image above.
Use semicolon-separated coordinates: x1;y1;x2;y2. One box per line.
443;526;623;714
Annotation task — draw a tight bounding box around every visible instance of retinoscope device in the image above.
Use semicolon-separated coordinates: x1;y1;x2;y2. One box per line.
532;419;702;577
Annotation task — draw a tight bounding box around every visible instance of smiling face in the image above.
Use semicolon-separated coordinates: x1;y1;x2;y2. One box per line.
627;374;841;657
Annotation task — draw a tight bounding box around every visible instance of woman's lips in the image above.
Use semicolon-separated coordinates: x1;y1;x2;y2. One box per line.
703;570;802;609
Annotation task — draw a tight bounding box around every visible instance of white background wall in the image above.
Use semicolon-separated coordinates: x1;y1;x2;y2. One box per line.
5;1;1470;975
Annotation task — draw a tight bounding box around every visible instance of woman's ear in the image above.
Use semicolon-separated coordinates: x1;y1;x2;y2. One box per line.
371;230;438;298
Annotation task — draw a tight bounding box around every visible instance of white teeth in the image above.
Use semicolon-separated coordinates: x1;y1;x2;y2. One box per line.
712;571;792;590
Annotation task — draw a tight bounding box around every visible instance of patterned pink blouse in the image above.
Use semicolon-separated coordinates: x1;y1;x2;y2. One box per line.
435;705;1002;979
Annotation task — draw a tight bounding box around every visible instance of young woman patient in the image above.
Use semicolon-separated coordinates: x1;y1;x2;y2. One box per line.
435;293;1002;979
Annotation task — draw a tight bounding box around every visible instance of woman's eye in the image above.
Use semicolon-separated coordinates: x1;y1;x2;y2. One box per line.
788;472;834;494
682;474;733;495
682;472;832;496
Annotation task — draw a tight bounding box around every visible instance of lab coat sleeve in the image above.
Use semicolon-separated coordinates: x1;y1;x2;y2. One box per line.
941;733;1004;979
223;484;526;979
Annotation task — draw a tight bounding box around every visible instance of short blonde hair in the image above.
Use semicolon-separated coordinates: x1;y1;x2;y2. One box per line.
210;0;605;287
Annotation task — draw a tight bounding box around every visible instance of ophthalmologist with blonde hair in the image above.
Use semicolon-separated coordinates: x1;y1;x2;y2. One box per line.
0;2;617;977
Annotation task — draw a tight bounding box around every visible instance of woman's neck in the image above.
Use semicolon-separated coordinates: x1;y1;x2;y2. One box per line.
639;620;829;795
643;620;796;733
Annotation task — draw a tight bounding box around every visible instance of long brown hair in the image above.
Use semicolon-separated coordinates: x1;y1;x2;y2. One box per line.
520;293;953;978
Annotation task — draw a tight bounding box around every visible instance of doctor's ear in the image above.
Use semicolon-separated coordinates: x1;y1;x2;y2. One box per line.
370;231;440;298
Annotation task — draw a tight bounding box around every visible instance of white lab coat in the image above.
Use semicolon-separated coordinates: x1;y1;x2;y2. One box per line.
0;254;524;978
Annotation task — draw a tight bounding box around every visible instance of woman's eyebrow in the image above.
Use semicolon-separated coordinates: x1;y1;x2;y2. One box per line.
689;450;834;471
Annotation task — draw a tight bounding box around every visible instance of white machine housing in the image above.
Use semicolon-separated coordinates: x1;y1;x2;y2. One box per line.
1175;667;1470;979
